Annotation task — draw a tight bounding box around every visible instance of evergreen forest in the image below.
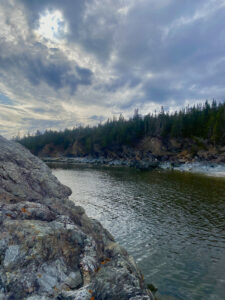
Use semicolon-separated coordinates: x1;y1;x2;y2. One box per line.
17;100;225;155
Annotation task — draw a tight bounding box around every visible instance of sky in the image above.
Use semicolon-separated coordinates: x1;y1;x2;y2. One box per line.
1;0;225;138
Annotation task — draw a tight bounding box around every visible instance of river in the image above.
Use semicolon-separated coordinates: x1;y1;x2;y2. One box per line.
50;163;225;300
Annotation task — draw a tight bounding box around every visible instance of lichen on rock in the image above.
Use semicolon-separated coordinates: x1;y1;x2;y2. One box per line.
0;136;153;299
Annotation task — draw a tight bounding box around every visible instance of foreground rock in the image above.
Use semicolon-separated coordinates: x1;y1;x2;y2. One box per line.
0;136;153;300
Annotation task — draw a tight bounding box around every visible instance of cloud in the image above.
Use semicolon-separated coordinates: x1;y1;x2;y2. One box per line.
0;0;225;137
0;35;93;94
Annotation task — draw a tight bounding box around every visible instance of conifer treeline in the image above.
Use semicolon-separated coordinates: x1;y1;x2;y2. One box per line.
17;101;225;155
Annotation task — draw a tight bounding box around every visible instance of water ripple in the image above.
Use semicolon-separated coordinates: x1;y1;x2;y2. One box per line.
52;165;225;300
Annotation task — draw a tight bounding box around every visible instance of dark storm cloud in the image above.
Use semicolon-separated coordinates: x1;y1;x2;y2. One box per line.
75;66;93;86
0;40;93;93
24;60;92;93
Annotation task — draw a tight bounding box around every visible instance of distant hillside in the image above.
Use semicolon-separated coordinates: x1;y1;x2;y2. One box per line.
17;101;225;162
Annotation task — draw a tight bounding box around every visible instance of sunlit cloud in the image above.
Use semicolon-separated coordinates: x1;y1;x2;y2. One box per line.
35;10;68;41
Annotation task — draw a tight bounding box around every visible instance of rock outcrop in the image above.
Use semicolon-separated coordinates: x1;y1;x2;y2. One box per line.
0;136;153;300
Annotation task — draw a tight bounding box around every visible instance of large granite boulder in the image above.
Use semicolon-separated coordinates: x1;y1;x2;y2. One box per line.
0;136;153;300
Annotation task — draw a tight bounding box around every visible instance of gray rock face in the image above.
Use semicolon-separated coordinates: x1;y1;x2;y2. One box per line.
0;136;153;300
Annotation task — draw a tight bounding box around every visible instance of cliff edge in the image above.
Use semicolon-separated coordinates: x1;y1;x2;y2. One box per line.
0;136;153;300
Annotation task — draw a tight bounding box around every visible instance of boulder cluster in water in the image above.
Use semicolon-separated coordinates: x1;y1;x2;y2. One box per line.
0;136;153;300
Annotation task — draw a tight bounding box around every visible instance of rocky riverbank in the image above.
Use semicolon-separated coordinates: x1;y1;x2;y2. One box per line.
38;136;225;164
0;136;153;300
42;156;160;170
160;161;225;177
42;156;225;178
36;136;225;176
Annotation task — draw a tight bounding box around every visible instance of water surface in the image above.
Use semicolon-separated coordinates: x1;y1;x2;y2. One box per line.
50;164;225;300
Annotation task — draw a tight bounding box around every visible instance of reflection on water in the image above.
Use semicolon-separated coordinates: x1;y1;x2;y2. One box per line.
50;164;225;300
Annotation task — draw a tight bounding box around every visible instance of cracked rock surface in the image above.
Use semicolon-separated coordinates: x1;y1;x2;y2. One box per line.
0;136;153;300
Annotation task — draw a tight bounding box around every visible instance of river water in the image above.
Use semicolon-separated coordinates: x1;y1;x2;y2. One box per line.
50;164;225;300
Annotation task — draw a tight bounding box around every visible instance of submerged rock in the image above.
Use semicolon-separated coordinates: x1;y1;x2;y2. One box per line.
0;136;153;300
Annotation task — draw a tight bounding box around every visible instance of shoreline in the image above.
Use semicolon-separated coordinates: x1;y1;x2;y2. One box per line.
42;156;225;178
